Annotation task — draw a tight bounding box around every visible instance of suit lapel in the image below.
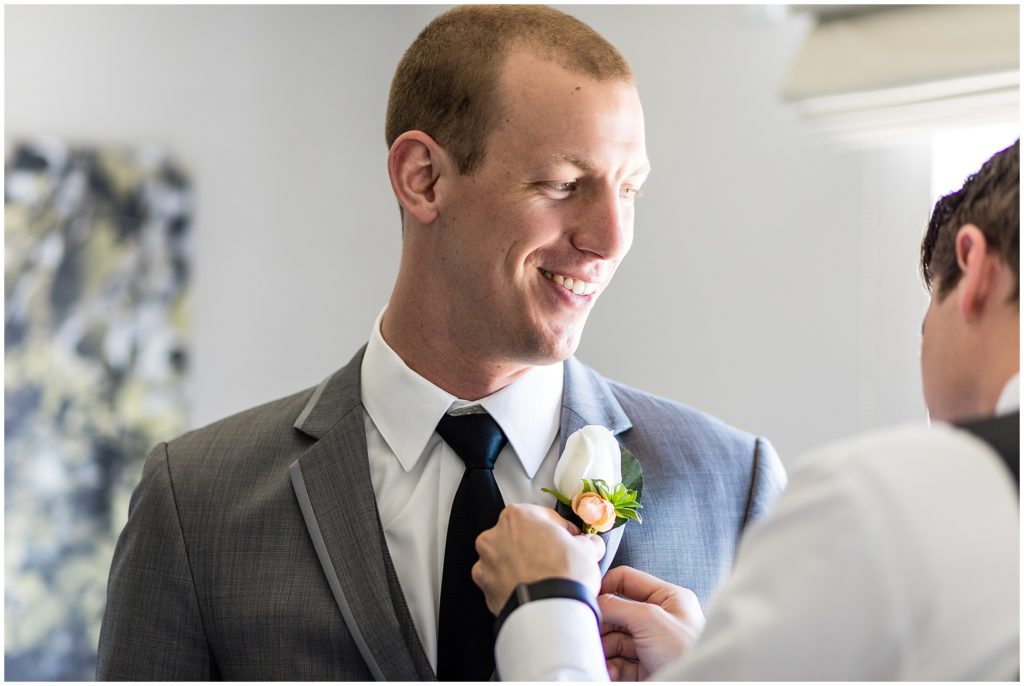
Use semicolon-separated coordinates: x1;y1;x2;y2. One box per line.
290;348;434;681
561;357;633;573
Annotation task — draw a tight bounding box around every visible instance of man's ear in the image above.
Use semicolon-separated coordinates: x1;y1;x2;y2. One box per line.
387;131;452;225
955;224;996;321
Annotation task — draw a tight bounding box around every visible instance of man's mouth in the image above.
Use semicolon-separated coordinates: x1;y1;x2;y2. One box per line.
540;269;599;296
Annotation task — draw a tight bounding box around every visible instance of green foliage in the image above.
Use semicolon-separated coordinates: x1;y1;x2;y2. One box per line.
541;487;571;506
620;446;643;503
583;478;643;526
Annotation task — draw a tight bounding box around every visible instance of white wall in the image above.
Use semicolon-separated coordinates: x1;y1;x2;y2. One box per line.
7;5;938;462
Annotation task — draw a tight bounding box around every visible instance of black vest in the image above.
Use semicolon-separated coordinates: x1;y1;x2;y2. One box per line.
955;411;1019;492
955;410;1019;679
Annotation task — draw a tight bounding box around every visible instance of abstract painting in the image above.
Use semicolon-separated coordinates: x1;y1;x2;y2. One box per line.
5;140;191;680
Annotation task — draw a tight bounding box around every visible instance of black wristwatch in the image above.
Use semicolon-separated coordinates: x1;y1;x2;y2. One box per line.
494;577;601;635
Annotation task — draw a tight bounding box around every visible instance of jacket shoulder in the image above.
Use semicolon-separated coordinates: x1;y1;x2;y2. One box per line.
599;373;784;495
163;385;320;473
606;377;758;450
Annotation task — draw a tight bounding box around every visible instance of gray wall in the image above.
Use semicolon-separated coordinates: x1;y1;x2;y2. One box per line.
7;5;936;463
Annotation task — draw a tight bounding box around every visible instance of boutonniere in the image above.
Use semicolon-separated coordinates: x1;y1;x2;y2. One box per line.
542;425;643;535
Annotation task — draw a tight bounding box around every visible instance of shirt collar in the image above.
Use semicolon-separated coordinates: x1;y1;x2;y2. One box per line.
996;372;1020;415
361;308;563;478
472;357;563;479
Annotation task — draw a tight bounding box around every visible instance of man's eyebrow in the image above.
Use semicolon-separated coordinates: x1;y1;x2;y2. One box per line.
547;153;652;179
548;153;597;174
630;162;653;179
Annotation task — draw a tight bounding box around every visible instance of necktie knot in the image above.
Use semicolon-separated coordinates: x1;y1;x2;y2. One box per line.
436;412;507;471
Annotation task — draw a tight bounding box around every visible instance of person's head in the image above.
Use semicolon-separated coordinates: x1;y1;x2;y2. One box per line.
384;6;649;382
386;5;634;176
920;140;1019;422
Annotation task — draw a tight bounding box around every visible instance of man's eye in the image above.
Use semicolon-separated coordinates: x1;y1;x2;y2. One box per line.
621;186;642;201
553;181;579;194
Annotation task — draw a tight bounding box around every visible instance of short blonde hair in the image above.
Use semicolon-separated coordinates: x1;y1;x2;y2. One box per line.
385;5;633;174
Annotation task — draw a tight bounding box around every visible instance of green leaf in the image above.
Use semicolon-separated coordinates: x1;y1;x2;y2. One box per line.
541;487;572;506
620;446;643;504
592;479;612;500
615;509;641;523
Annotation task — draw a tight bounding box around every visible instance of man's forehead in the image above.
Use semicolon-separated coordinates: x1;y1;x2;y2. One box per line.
544;152;651;178
496;58;643;125
496;48;636;100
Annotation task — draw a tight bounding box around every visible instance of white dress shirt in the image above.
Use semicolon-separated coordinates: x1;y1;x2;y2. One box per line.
497;375;1020;680
361;308;563;672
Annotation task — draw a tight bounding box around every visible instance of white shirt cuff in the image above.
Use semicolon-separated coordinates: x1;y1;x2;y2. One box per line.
495;597;609;681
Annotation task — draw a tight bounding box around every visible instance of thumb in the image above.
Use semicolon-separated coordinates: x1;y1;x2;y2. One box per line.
537;505;582;536
599;592;659;635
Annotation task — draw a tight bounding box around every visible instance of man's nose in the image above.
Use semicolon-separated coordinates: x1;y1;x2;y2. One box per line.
571;186;633;260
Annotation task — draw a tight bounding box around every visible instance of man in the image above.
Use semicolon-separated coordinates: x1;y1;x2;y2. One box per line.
96;5;785;681
476;140;1019;680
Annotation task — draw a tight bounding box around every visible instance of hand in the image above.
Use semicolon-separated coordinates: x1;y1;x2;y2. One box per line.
473;504;606;615
598;566;705;681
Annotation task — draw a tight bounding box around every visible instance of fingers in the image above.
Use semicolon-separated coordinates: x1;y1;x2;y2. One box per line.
578;533;606;561
532;504;581;535
500;503;582;536
599;592;663;635
474;504;606;611
493;504;604;552
557;515;582;536
606;657;643;681
601;565;672;602
601;630;638;661
602;566;702;622
471;559;503;615
600;588;705;676
473;528;497;570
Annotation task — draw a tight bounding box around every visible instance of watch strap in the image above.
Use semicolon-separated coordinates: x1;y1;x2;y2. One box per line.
494;577;600;636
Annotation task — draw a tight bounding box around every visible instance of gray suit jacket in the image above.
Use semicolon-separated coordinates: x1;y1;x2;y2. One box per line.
96;349;785;680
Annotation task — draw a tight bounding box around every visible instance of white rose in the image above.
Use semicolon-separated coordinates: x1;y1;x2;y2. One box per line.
553;425;622;499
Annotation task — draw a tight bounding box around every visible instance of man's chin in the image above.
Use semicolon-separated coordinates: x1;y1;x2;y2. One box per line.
504;314;587;365
531;330;583;365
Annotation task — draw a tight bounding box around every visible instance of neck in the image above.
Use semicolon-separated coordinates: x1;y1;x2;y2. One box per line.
987;306;1020;409
381;293;531;401
970;309;1019;418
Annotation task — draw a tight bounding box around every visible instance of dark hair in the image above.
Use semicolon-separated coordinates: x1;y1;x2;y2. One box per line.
385;5;633;175
921;139;1019;302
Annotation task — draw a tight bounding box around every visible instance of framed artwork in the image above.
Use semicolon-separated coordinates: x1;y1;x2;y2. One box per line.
5;140;191;680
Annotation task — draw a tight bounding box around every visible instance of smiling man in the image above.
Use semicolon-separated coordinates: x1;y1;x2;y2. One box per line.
384;47;648;398
96;5;785;681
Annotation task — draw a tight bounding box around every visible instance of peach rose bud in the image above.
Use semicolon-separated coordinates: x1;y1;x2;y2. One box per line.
572;492;617;533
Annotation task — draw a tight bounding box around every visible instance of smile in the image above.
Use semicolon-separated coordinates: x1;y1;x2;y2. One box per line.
541;269;599;296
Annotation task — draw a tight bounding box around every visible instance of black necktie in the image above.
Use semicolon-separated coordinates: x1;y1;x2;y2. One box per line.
436;411;507;681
